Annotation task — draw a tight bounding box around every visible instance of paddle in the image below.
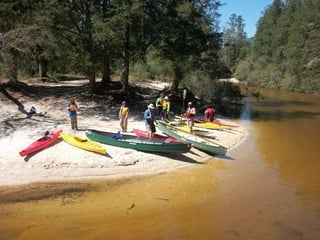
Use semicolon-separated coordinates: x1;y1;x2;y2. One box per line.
181;88;187;115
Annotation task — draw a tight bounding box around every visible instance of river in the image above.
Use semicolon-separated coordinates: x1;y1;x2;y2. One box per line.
1;88;319;240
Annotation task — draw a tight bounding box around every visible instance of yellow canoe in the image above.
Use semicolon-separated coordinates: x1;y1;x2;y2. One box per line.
60;132;106;155
164;121;215;136
194;121;232;130
175;115;238;130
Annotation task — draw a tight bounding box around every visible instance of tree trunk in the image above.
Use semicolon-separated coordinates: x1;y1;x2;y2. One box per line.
39;62;43;81
121;24;130;93
38;59;49;81
171;64;183;90
88;73;96;93
120;62;129;93
101;57;111;87
3;50;18;84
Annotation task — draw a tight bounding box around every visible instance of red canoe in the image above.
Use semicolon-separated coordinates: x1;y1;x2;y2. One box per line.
132;128;180;142
19;129;63;157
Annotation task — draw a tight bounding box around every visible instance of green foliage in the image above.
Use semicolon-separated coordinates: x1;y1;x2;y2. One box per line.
0;0;226;93
132;51;173;81
185;71;242;103
155;0;223;89
221;13;251;74
238;0;320;93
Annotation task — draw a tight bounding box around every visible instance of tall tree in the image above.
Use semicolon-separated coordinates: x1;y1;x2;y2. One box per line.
95;0;161;93
222;13;248;72
0;0;38;84
253;0;284;60
156;0;222;90
39;0;100;93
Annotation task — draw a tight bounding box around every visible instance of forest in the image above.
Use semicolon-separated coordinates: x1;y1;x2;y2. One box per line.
0;0;319;98
235;0;320;94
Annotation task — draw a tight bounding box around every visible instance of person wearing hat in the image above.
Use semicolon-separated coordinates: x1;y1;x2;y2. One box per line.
162;96;171;121
144;103;156;138
185;102;196;131
119;101;129;132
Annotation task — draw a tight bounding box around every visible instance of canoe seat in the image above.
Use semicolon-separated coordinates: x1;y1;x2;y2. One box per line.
113;131;122;139
75;136;87;142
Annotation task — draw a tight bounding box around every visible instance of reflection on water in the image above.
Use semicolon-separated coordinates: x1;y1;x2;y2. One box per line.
243;89;320;217
0;88;320;240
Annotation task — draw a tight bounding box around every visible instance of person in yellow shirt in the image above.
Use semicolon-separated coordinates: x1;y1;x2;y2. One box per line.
119;101;129;132
66;97;78;130
162;96;171;121
155;93;164;120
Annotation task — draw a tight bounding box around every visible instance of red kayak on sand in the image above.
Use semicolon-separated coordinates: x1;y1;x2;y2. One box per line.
132;128;180;142
19;129;63;157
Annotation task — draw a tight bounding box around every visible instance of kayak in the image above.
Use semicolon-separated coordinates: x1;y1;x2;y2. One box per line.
132;128;180;142
60;132;106;155
157;121;227;155
85;129;191;153
19;129;62;157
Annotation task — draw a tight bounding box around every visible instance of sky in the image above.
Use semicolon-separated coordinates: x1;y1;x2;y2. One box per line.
219;0;274;38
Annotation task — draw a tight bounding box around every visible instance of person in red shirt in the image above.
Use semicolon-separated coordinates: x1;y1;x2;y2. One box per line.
204;106;215;122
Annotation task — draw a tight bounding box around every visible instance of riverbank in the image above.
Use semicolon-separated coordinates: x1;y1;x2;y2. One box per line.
0;79;247;187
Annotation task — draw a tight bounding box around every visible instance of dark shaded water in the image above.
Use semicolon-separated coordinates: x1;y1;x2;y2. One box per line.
1;88;320;239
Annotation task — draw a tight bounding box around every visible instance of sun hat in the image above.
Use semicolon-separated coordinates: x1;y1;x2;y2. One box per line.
148;103;155;109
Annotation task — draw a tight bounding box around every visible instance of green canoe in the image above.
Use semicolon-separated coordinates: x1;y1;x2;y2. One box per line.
85;129;191;153
157;121;227;155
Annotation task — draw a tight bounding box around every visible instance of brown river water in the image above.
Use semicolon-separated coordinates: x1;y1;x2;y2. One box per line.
1;88;320;240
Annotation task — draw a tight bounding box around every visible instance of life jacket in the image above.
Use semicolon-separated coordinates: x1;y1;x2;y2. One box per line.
70;104;76;111
163;100;170;110
186;107;196;117
156;97;163;107
120;107;128;116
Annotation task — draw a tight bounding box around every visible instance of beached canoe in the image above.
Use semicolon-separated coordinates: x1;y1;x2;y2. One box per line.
19;129;63;157
157;121;227;155
60;132;106;155
85;129;191;153
132;128;180;142
175;115;239;129
165;121;215;136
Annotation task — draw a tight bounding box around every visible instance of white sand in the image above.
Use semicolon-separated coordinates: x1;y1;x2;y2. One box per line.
0;81;247;186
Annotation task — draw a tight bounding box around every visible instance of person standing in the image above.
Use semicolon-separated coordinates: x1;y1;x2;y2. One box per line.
144;104;156;138
204;106;215;122
186;102;196;131
155;93;164;120
162;96;171;121
66;97;78;130
119;101;129;132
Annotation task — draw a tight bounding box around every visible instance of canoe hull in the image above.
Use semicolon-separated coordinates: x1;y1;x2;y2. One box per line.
85;129;191;153
157;122;227;155
19;129;62;157
60;132;106;155
132;128;180;142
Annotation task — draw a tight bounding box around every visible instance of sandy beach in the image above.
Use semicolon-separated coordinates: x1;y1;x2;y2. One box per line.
0;79;247;187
